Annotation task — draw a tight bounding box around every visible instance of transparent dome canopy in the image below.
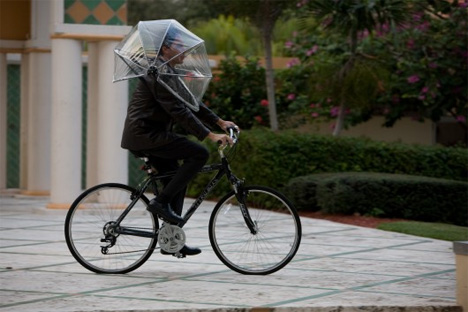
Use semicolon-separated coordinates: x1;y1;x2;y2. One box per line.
113;19;212;111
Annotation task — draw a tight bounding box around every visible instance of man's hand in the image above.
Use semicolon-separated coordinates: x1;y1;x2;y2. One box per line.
207;132;234;147
216;119;239;133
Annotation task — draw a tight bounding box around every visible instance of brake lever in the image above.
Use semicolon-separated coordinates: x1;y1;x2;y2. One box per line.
227;127;239;144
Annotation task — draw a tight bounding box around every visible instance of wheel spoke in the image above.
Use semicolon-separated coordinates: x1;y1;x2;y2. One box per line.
209;186;301;275
65;184;158;274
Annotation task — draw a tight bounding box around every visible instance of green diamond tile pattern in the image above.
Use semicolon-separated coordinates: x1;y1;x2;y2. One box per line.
64;0;126;25
81;0;101;10
82;14;100;25
5;65;139;189
81;66;88;190
6;65;21;188
107;15;123;26
64;0;75;10
105;0;125;11
64;14;75;24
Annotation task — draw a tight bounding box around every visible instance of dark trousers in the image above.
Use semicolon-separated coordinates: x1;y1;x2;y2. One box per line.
144;137;209;215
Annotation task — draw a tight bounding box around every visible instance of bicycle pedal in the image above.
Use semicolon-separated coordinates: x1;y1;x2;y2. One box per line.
174;252;186;259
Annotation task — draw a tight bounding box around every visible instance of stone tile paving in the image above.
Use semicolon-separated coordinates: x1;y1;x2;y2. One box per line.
0;195;460;312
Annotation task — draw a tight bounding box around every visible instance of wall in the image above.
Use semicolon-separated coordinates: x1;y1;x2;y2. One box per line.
0;0;30;40
299;116;435;145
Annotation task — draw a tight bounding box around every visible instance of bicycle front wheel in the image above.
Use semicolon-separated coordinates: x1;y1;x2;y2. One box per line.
209;186;301;275
65;183;158;274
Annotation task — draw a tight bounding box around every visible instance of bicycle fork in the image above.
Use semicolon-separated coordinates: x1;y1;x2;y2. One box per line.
237;189;258;235
226;167;258;235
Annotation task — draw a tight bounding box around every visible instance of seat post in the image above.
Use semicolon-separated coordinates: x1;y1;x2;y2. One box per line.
140;157;154;174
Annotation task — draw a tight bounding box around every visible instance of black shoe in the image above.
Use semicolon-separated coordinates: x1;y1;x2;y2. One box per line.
147;199;184;224
161;245;202;256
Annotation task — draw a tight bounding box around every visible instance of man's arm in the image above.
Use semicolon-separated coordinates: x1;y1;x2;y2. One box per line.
146;75;213;141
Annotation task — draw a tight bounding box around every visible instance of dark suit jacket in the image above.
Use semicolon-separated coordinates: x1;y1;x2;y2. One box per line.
121;74;219;151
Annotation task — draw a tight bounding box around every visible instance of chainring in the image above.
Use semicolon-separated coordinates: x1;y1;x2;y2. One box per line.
158;223;186;253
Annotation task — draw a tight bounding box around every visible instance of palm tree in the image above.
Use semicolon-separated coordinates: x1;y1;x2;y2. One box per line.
191;15;262;56
307;0;410;136
222;0;295;131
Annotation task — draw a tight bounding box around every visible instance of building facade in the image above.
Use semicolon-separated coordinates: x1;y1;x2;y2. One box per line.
1;0;131;207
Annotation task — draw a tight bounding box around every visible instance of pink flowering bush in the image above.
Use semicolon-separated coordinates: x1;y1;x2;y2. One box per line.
407;75;420;84
276;0;467;144
374;1;467;131
287;93;296;101
198;0;466;145
279;24;384;129
203;55;268;129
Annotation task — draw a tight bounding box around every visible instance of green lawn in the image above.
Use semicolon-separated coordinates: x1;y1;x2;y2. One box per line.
377;221;468;241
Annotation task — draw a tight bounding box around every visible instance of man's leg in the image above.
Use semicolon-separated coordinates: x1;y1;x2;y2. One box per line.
146;156;187;216
144;156;185;224
169;187;187;216
151;137;209;205
143;138;209;256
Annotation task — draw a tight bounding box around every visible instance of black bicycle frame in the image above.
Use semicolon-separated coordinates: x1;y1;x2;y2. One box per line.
114;154;257;238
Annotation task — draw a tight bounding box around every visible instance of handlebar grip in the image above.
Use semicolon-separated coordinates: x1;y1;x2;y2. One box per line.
217;127;239;147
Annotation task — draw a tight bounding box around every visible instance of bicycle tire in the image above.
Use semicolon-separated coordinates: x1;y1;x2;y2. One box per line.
209;185;301;275
64;183;158;274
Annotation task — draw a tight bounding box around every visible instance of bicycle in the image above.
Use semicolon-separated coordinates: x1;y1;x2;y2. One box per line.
64;129;302;275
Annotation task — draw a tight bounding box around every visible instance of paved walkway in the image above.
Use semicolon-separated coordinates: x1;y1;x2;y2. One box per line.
0;193;460;312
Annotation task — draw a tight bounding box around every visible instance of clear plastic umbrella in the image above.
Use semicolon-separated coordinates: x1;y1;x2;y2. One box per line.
113;19;212;111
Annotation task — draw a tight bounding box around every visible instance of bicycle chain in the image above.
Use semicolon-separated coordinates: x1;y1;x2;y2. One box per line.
102;225;185;255
102;226;159;255
104;247;159;255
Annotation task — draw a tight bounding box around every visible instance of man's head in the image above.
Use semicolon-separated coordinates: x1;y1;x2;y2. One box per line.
161;27;185;65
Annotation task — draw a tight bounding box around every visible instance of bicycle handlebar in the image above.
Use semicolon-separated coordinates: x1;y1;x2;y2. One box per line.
217;127;239;146
227;127;239;144
217;127;239;155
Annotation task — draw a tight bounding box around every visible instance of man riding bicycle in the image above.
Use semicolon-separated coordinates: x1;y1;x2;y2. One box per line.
120;26;238;257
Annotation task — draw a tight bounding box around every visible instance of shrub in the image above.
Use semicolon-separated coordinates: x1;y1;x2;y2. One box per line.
203;55;268;129
234;129;467;186
285;172;468;226
187;129;468;201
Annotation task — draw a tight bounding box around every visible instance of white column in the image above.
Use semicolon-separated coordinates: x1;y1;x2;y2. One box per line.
20;54;30;190
49;38;82;208
23;52;52;195
86;42;99;188
96;40;128;184
0;53;6;190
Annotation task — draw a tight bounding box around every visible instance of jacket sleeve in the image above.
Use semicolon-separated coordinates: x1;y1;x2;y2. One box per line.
145;75;212;141
194;102;220;128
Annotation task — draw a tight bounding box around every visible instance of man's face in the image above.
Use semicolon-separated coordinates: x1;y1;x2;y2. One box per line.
162;37;185;65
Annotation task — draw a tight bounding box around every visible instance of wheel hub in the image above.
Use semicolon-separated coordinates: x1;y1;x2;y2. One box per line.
103;221;120;236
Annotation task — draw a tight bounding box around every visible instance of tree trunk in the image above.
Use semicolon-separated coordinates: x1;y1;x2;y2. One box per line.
262;0;278;131
333;49;356;137
332;100;346;136
264;32;278;131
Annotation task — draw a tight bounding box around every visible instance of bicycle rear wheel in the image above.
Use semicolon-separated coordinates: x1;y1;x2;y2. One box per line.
209;185;301;275
65;183;158;274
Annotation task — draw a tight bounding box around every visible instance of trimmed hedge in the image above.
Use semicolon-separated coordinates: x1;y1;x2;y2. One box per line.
188;129;468;198
284;172;468;226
